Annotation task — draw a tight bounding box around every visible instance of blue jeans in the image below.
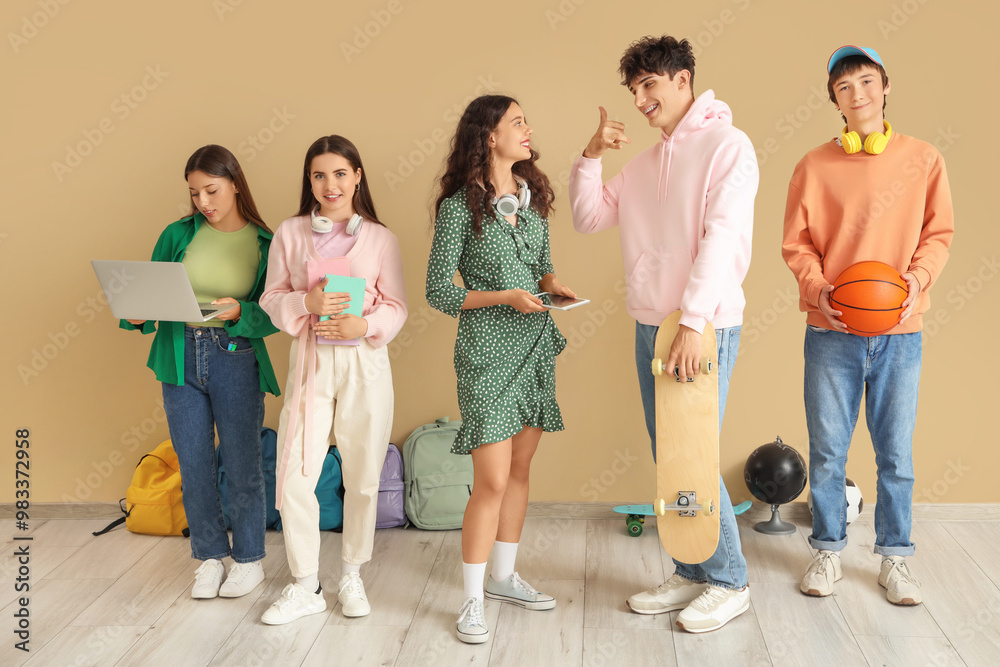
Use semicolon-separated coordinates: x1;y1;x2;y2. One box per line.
162;326;266;563
635;323;747;589
804;326;920;556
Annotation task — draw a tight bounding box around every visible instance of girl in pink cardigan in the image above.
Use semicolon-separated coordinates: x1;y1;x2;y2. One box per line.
259;135;407;624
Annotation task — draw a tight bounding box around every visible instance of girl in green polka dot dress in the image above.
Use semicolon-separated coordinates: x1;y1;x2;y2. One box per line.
426;95;577;644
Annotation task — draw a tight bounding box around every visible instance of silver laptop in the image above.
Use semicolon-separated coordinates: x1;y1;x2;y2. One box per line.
91;260;237;322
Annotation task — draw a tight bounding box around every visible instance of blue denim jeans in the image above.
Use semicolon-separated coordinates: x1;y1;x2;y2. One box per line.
635;322;747;589
162;326;266;563
804;326;920;556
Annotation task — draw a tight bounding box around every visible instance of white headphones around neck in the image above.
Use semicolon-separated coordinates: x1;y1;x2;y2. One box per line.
492;177;531;217
311;207;363;235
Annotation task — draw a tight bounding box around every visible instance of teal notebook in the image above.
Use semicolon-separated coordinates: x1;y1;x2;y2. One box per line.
319;274;366;321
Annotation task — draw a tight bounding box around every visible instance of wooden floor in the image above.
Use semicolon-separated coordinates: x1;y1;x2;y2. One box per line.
3;513;1000;667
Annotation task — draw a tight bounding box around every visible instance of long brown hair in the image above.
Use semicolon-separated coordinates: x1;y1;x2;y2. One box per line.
184;145;271;233
435;95;554;237
296;135;384;227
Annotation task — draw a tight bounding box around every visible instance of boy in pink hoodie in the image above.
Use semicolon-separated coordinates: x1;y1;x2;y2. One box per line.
570;35;758;633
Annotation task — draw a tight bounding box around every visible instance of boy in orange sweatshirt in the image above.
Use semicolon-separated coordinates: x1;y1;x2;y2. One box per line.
782;45;953;605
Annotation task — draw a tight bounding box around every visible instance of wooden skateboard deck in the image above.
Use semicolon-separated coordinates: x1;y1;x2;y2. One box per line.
652;310;719;563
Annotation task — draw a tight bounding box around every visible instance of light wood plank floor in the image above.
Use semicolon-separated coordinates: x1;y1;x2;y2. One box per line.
3;513;998;667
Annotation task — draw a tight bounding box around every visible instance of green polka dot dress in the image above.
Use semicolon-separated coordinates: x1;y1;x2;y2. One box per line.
426;187;567;454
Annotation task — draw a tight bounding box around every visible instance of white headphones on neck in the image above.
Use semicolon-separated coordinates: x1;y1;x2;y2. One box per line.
492;176;531;217
311;207;363;235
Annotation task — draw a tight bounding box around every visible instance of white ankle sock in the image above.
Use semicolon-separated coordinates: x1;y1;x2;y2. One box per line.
490;541;519;582
463;562;487;601
297;574;319;593
342;561;361;578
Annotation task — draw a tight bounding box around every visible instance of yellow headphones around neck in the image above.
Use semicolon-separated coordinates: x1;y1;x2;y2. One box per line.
840;120;893;155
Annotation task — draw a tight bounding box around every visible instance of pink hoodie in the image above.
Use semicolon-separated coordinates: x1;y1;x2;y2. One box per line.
570;90;758;331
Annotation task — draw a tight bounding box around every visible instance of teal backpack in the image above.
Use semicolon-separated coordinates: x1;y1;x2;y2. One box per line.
274;447;344;532
402;417;474;530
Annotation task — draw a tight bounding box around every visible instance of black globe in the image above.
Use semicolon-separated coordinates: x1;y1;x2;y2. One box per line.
744;437;807;505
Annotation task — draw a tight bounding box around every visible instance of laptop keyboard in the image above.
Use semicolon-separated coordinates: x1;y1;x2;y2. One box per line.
201;309;216;316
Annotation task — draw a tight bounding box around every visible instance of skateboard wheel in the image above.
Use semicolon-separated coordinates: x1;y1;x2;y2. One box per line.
701;357;714;374
651;359;664;376
654;498;667;516
627;519;643;536
706;499;716;516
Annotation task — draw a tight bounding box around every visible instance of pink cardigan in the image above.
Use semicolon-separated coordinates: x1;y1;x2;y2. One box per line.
260;215;407;506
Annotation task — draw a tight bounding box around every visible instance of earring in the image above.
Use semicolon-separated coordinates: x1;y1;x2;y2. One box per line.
355;184;360;191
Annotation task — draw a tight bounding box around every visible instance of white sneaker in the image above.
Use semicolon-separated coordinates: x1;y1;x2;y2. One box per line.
676;585;751;633
456;596;489;644
219;560;265;598
337;573;371;617
627;574;710;615
485;572;556;610
261;583;327;625
800;550;842;597
191;559;225;599
879;556;922;605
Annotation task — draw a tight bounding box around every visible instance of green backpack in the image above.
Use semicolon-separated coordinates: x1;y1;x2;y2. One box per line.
402;417;474;530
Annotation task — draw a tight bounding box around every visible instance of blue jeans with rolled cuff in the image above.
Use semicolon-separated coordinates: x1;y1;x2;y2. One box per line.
804;325;920;557
635;322;748;590
161;326;266;563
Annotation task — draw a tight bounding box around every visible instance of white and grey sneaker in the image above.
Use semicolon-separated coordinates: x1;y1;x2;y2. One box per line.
676;585;751;633
191;559;225;599
261;583;327;625
627;574;709;615
456;596;489;644
484;572;556;611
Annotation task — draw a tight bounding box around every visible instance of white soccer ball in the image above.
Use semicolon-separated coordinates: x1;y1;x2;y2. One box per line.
807;477;865;525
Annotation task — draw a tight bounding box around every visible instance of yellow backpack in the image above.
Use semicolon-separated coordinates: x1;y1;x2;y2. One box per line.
94;440;189;537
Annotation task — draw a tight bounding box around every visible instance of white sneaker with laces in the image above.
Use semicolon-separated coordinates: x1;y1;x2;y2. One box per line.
800;550;842;597
456;596;489;644
191;559;225;599
676;585;751;633
879;556;922;605
627;574;710;615
261;583;327;625
485;572;556;610
337;573;371;617
219;560;264;598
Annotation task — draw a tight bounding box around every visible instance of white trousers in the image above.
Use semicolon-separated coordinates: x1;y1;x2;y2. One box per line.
275;339;393;578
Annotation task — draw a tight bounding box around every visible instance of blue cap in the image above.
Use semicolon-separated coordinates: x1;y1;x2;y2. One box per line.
827;45;885;73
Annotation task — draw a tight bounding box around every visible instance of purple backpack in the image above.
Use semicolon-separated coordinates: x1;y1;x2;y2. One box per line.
376;443;407;529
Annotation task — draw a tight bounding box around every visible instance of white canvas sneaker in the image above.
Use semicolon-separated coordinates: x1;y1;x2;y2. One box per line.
219;560;264;598
456;596;489;644
191;559;225;599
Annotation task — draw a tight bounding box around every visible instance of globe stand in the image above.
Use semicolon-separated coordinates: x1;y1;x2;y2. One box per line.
754;503;796;535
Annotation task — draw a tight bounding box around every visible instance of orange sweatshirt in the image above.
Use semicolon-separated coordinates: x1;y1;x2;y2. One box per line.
782;132;954;333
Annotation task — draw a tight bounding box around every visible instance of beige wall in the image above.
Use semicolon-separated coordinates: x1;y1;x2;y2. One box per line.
3;0;997;508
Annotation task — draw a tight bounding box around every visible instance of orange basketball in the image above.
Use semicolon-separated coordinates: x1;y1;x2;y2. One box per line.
831;261;908;336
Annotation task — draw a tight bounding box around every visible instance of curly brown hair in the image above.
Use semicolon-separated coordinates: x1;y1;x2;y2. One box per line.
435;95;554;237
618;35;696;90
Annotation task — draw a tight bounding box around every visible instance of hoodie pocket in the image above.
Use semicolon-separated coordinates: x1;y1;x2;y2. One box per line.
625;247;694;313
